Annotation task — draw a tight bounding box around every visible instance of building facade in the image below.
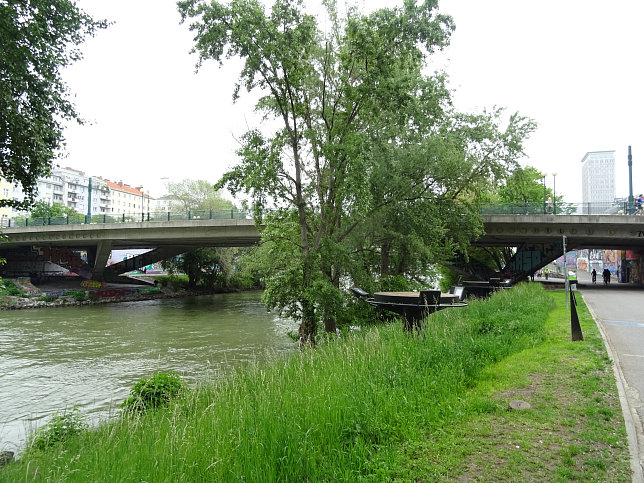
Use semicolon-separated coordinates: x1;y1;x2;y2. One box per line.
581;151;615;207
104;179;150;216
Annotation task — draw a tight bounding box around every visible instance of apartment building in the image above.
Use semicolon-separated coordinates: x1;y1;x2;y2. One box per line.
104;179;150;216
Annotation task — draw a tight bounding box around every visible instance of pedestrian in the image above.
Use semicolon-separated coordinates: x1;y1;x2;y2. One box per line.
544;267;550;280
636;194;644;214
546;194;554;214
591;268;597;284
602;268;610;285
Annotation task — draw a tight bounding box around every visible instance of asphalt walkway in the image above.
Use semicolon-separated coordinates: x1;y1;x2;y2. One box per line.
576;273;644;482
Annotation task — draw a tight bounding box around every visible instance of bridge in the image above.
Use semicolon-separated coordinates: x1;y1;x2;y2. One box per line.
1;204;642;282
0;211;260;282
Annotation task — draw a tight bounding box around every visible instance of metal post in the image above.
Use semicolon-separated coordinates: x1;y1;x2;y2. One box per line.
86;177;92;224
628;146;633;212
563;235;568;310
553;173;557;215
542;175;546;214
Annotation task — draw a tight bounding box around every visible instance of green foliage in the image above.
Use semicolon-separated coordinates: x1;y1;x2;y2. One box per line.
0;1;107;209
0;280;25;297
121;372;185;413
497;165;551;203
67;290;88;302
166;179;235;212
180;0;536;343
28;408;88;451
38;295;58;302
29;201;82;219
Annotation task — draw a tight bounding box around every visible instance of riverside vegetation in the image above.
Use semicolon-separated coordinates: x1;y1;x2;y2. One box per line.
0;283;630;481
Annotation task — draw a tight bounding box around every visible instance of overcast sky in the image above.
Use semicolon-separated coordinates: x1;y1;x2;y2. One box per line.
61;0;644;200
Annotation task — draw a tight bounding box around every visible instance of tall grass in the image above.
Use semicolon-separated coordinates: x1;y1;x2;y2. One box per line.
2;283;551;482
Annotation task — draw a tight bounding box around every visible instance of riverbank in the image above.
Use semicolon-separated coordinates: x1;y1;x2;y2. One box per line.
0;283;631;481
0;276;244;310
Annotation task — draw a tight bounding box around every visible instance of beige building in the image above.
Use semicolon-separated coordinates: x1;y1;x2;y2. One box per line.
104;179;151;216
0;178;14;227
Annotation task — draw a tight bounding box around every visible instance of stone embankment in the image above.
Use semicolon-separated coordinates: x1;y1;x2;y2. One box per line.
0;289;187;310
0;277;195;310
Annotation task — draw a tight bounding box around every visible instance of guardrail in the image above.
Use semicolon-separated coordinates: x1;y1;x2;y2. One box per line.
2;209;252;228
479;202;641;216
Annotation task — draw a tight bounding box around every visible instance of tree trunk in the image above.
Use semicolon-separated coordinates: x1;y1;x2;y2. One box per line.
380;242;391;276
298;299;316;348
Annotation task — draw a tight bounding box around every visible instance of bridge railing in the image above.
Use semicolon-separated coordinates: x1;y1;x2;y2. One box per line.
479;201;638;216
3;209;253;228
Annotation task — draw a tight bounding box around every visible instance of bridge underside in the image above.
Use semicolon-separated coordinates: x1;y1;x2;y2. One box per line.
0;219;261;282
476;214;644;282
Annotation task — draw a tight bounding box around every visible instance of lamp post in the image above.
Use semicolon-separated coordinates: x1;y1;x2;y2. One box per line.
140;187;144;222
542;174;546;214
552;172;557;214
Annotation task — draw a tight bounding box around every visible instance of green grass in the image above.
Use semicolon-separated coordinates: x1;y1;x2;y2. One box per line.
0;283;631;481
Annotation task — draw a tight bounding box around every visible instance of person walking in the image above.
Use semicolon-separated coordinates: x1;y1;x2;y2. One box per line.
546;194;554;214
591;268;597;284
544;267;550;280
602;268;611;285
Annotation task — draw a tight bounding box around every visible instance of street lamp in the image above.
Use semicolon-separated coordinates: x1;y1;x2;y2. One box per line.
552;172;557;214
542;173;546;213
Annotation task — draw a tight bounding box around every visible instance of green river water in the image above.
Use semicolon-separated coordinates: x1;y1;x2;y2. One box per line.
0;291;297;455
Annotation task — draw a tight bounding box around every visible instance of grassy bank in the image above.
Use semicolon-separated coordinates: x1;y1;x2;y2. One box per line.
1;284;630;481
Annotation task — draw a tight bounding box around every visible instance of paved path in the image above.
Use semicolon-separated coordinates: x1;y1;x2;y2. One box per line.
578;275;644;482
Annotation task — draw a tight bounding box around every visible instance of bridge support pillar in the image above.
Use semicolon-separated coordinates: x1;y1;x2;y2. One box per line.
90;241;113;282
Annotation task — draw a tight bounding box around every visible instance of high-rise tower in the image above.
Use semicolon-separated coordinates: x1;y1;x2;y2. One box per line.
581;151;615;209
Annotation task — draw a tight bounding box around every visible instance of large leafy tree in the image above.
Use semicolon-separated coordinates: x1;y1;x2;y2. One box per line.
166;178;235;211
162;179;243;288
0;0;106;209
179;0;534;344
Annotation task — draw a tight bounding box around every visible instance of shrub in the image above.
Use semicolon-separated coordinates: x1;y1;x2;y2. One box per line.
1;281;25;297
28;408;88;451
121;371;184;413
39;295;58;302
67;290;88;302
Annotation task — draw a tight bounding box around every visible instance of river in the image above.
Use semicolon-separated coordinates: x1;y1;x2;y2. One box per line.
0;291;298;455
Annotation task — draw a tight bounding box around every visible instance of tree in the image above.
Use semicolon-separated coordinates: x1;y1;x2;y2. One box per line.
29;201;81;219
0;1;106;209
165;179;235;211
497;166;550;203
162;247;234;289
161;180;242;288
179;0;535;344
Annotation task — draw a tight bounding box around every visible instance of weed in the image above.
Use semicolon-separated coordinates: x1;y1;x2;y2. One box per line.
27;409;88;451
67;290;88;302
121;371;185;412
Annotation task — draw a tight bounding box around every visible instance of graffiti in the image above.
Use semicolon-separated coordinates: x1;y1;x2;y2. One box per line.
81;280;105;288
39;247;85;270
577;258;588;271
589;249;603;261
88;288;138;298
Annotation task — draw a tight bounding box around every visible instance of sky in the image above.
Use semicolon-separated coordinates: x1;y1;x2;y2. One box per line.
61;0;644;200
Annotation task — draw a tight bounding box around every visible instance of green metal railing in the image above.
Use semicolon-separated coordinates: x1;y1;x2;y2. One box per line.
4;209;252;228
479;201;639;216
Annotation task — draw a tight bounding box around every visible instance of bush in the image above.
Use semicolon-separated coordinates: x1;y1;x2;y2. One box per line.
39;295;58;302
28;408;88;451
121;371;184;413
1;281;25;297
67;290;88;302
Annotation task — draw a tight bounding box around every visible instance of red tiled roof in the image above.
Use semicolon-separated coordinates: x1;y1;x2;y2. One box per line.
103;179;150;197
